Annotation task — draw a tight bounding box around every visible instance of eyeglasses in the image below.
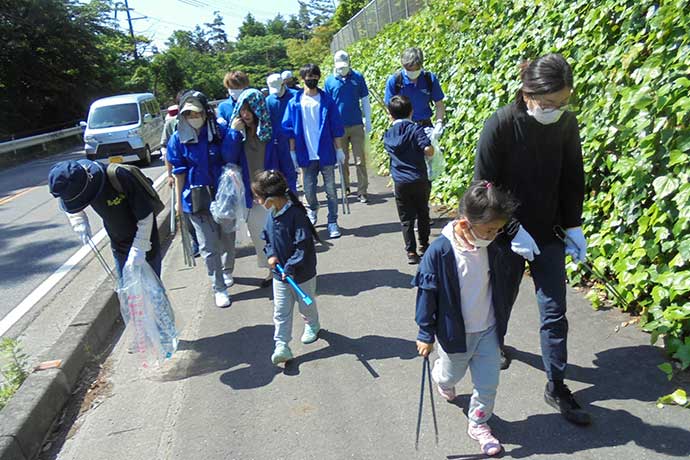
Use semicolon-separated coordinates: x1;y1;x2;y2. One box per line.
530;94;571;111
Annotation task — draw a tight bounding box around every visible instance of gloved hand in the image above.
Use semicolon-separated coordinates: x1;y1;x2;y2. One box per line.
67;212;91;245
290;151;299;170
565;226;587;263
125;246;146;270
511;225;541;261
431;119;444;142
336;148;346;165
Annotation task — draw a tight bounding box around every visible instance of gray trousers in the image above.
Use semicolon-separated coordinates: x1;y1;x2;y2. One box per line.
342;124;368;194
188;211;236;292
432;325;501;425
246;205;269;269
273;276;318;345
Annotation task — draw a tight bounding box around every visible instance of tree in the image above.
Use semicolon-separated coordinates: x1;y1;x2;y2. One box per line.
266;14;287;38
285;14;309;40
204;11;228;52
238;13;267;40
298;0;336;28
333;0;367;28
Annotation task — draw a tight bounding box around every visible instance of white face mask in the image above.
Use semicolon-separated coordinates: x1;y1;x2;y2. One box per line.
276;85;286;97
468;226;494;248
187;117;205;130
527;106;564;125
337;66;350;77
228;88;243;100
404;69;422;80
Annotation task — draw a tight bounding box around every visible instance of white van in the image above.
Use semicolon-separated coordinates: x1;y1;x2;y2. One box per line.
81;93;164;166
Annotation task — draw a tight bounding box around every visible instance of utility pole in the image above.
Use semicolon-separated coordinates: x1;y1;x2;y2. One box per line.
123;0;138;60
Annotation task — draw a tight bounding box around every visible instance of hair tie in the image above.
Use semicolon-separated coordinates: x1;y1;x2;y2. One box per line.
485;181;492;189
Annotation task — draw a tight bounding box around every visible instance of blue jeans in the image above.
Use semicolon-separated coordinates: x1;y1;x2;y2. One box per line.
432;325;500;425
498;239;568;381
273;276;319;345
302;160;338;224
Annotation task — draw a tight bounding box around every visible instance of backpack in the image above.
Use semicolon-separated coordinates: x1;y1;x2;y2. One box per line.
106;164;165;215
394;70;434;107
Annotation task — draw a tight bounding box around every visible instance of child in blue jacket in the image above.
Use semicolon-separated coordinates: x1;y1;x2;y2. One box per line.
253;170;321;365
414;181;518;457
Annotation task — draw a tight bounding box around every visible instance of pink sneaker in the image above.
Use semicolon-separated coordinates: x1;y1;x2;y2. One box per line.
467;422;502;456
437;384;456;401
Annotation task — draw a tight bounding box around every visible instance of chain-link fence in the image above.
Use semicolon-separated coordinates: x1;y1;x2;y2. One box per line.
330;0;428;53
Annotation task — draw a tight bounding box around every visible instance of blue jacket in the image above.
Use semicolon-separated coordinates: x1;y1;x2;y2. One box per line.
217;98;235;122
413;235;509;353
281;89;345;168
166;125;228;214
221;129;296;209
262;203;317;284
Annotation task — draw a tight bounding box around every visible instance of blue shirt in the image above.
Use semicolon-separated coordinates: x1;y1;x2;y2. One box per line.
217;98;236;122
383;120;431;183
281;89;345;167
324;70;369;127
262;203;317;284
384;70;444;122
166;125;229;214
266;88;297;156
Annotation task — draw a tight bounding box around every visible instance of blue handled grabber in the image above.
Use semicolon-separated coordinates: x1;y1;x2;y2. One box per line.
275;264;313;306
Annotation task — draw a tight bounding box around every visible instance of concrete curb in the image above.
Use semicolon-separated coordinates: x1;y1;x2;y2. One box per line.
0;182;173;460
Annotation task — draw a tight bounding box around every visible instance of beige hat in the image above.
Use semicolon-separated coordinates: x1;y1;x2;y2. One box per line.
266;73;284;95
180;99;203;113
334;50;350;69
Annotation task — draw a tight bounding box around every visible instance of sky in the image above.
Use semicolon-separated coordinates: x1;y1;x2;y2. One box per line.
114;0;304;52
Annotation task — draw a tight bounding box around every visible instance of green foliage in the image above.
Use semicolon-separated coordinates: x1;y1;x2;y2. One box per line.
657;389;690;408
347;0;690;375
0;338;30;410
333;0;368;28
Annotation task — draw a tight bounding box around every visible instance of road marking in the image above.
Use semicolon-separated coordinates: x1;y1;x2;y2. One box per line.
0;187;36;205
0;171;168;337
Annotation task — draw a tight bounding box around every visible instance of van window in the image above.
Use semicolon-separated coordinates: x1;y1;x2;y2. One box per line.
88;103;139;129
147;100;160;118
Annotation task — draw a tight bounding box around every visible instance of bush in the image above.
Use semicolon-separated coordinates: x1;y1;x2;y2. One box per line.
347;0;690;368
0;338;29;410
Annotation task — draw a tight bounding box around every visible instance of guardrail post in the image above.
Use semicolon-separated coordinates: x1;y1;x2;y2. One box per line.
404;0;409;17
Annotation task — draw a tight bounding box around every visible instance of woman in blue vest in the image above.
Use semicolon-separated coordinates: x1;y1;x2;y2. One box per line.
222;88;296;288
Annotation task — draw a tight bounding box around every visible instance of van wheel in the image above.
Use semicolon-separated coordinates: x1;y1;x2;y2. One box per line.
139;146;152;167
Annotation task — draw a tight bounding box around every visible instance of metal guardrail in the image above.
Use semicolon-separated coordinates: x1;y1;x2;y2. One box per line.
0;126;83;156
330;0;428;53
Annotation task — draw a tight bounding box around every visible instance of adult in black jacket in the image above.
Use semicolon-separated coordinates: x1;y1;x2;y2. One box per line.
474;53;589;425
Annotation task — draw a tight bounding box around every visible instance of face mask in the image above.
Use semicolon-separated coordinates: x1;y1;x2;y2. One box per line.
304;79;319;89
527;106;564;125
337;66;350;77
187;117;205;130
228;89;243;100
404;69;422;80
468;226;494;248
276;85;286;97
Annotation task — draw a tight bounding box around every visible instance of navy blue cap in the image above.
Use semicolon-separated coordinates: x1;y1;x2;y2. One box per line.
48;160;105;213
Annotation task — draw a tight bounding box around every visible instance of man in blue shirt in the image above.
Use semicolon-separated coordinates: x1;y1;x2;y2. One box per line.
217;71;250;123
324;50;372;203
282;64;346;239
384;47;446;139
266;73;298;191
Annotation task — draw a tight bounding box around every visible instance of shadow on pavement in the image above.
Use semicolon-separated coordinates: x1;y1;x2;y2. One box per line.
444;346;690;458
162;327;417;390
317;269;413;296
340;221;403;238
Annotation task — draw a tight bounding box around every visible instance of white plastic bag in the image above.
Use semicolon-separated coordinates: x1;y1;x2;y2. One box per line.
210;164;247;229
118;263;178;367
424;127;446;181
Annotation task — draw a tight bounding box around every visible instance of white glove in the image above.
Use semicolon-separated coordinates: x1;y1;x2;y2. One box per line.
290;151;299;170
565;226;587;263
431;120;444;142
511;225;541;261
125;246;146;269
66;211;91;245
336;148;346;165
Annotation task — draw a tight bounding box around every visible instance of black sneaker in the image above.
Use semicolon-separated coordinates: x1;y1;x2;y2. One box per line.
499;345;511;370
407;252;420;264
419;245;429;256
544;383;592;426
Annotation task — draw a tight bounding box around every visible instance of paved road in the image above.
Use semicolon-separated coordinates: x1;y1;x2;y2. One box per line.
49;174;690;460
0;148;165;333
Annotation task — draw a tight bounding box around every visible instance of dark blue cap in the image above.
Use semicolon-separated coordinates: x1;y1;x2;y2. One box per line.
48;160;105;213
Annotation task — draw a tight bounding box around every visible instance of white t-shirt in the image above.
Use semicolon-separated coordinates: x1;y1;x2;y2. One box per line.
441;222;496;333
300;93;321;161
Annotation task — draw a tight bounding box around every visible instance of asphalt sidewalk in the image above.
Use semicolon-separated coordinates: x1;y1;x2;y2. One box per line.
50;174;690;460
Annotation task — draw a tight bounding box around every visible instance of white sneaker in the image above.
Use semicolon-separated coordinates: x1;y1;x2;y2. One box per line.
214;290;231;307
223;273;234;287
328;223;341;238
307;208;317;225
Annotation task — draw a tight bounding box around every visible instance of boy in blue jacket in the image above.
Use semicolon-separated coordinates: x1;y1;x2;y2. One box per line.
282;63;346;239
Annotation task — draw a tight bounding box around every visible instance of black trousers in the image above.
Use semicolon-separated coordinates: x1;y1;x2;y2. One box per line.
394;180;431;253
